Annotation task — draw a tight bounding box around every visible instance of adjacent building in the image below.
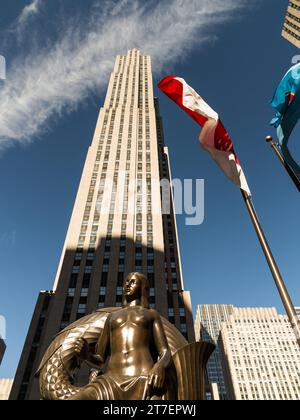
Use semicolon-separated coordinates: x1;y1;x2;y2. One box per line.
219;307;300;400
10;49;194;400
195;304;234;400
0;379;14;400
282;1;300;48
296;307;300;319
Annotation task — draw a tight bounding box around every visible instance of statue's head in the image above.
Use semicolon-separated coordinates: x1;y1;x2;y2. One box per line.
123;272;150;308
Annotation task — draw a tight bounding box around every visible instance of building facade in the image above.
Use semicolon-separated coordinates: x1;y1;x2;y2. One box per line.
296;307;300;319
195;304;234;400
0;379;14;400
10;49;194;400
219;307;300;400
282;1;300;48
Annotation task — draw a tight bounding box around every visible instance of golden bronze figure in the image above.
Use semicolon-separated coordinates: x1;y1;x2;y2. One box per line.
37;273;215;400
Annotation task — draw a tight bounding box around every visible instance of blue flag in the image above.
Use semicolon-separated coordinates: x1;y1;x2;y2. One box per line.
271;63;300;175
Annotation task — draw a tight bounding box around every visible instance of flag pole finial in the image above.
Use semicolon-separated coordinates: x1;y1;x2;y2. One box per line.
265;135;300;192
265;135;273;143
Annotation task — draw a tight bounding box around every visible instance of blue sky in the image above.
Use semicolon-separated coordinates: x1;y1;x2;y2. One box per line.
0;0;299;378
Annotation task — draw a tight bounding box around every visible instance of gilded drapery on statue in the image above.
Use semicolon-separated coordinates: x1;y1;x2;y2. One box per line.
36;273;215;400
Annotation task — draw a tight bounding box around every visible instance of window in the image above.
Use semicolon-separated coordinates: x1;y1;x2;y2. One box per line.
81;288;89;297
181;324;187;333
77;304;86;314
100;287;106;296
78;236;85;244
168;308;174;317
179;308;185;317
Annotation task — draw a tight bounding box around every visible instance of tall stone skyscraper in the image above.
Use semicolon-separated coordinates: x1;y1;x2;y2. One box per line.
282;1;300;48
10;50;194;400
194;304;234;400
219;308;300;400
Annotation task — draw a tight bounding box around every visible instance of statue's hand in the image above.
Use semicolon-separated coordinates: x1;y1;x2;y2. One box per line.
74;338;89;360
148;364;165;390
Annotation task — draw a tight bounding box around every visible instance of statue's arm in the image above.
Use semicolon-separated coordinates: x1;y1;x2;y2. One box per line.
147;312;171;390
94;315;110;363
75;316;110;369
152;313;172;368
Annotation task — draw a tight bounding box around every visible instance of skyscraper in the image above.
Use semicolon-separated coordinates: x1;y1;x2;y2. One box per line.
296;307;300;319
282;1;300;48
194;304;234;400
219;307;300;400
10;49;194;400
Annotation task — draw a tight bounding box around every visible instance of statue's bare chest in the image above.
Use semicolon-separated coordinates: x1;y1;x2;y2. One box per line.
110;308;150;330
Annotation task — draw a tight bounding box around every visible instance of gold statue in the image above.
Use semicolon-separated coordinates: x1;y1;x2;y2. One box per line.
37;273;214;400
70;272;174;400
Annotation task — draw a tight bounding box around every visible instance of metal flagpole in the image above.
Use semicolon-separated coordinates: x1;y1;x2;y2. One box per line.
241;189;300;348
265;135;300;192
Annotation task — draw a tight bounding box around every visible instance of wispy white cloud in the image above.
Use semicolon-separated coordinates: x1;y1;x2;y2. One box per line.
18;0;43;27
0;0;251;150
5;0;44;45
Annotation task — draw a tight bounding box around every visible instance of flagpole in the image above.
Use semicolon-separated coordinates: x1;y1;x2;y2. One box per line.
241;189;300;348
265;135;300;192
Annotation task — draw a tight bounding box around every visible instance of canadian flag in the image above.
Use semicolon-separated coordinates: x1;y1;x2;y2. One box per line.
158;76;251;195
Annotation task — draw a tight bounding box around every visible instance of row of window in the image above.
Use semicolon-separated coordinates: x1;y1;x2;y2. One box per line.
282;25;300;42
289;1;300;13
284;17;300;34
